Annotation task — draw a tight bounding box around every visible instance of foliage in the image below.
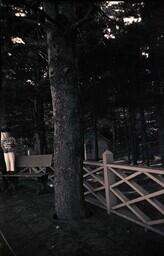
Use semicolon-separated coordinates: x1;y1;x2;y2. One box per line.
1;1;164;162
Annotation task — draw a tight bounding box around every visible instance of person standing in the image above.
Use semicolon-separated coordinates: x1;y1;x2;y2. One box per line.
1;128;17;191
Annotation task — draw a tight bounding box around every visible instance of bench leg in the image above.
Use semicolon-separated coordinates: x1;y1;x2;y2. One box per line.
37;174;49;194
2;176;9;191
8;172;19;191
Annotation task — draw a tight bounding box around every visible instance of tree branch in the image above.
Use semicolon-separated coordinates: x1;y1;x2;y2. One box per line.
73;5;95;28
95;5;118;25
17;0;58;25
1;15;55;31
2;0;58;28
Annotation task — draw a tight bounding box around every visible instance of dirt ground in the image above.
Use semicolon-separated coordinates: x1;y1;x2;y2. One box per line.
0;179;164;256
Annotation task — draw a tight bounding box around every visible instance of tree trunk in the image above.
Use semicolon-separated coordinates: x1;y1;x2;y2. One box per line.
0;21;7;129
44;1;85;219
31;56;47;154
123;107;131;163
33;96;47;154
112;113;117;158
93;110;99;161
140;109;149;166
0;85;6;128
129;106;138;165
158;104;164;167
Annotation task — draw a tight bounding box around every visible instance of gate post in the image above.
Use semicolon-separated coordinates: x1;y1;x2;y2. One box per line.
103;150;116;214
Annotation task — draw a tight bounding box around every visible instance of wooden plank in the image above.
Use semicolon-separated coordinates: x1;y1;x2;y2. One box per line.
150;198;164;215
123;203;150;223
16;154;52;168
85;197;107;210
17;167;29;173
145;172;164;188
157;174;164;183
83;169;104;186
83;181;106;206
113;189;164;212
31;167;46;174
113;203;151;224
110;187;129;204
110;188;150;223
118;179;164;215
84;185;105;196
83;166;104;177
111;210;164;236
107;163;164;175
111;171;141;189
111;174;164;214
148;219;164;225
48;166;55;171
83;161;103;167
126;180;148;196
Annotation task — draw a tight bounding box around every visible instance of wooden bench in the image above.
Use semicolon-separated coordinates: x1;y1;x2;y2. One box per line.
16;154;53;175
0;154;55;193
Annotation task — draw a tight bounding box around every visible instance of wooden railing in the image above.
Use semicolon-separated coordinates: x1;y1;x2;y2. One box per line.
83;151;164;236
83;161;106;209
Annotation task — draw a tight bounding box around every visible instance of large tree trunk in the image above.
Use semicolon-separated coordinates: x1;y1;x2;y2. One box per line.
44;1;85;219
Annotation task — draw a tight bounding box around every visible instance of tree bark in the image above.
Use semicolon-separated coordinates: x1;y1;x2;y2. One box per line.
33;57;47;154
33;95;47;154
140;109;149;166
158;104;164;167
93;110;99;161
112;111;117;158
44;1;85;219
123;107;131;163
0;85;6;128
129;105;138;165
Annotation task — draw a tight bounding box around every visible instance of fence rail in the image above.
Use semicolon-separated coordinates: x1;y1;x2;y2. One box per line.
83;150;164;236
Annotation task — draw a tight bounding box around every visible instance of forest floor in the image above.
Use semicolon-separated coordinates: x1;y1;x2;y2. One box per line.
0;179;164;256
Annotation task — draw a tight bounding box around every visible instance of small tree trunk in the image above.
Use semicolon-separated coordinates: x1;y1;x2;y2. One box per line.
112;112;117;158
140;109;149;166
0;85;6;128
93;110;99;161
158;104;164;167
123;107;131;163
33;96;47;154
0;28;7;128
129;106;138;165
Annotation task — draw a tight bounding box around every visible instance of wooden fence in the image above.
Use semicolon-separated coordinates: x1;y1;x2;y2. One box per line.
83;150;164;236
